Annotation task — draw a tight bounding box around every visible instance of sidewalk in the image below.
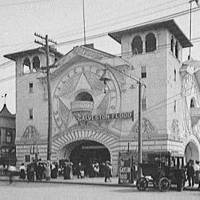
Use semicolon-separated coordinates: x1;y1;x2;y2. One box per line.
0;176;134;187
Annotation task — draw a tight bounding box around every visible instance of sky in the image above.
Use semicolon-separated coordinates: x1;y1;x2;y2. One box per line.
0;0;200;114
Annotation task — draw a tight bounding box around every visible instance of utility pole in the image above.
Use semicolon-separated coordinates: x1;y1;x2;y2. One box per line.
188;0;199;60
138;79;142;178
82;0;86;44
34;33;57;161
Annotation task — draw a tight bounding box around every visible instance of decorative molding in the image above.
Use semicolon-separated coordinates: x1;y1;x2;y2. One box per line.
52;124;119;160
20;125;40;144
130;118;157;139
171;119;180;138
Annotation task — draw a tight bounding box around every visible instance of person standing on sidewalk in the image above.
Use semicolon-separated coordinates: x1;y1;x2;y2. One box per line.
19;163;26;180
104;161;112;182
187;160;195;187
8;165;16;184
45;162;51;181
193;160;200;189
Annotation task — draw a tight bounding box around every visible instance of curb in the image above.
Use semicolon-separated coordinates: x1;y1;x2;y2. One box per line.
0;178;134;188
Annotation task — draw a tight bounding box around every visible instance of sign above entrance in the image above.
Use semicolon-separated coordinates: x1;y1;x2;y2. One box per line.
75;111;134;122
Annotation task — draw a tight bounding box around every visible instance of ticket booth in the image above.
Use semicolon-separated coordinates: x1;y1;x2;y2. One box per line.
118;152;135;184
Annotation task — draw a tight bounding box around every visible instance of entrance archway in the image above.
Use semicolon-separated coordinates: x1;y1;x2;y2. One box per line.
185;141;199;163
52;125;119;176
60;140;111;177
69;140;110;164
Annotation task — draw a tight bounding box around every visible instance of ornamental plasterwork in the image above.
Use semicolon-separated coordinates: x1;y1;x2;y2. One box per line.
192;121;200;142
21;125;40;144
73;46;113;60
52;122;119;141
181;73;194;97
131;118;157;139
181;71;200;138
182;96;192;136
171;119;180;138
53;63;121;131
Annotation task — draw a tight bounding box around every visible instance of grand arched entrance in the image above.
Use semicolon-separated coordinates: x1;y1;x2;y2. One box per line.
52;125;120;175
185;141;199;163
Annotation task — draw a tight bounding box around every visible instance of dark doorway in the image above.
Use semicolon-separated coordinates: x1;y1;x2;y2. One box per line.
69;140;110;177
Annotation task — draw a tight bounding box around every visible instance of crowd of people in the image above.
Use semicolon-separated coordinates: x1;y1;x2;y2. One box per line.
19;160;58;182
15;159;113;183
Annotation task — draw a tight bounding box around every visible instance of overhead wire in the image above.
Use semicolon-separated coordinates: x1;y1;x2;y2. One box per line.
0;0;50;8
55;0;187;39
0;0;197;51
56;6;200;47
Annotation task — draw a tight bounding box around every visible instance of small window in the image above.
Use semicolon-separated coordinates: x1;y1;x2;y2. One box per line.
29;83;33;93
145;33;156;52
25;155;30;162
142;97;147;111
131;36;143;55
29;109;33;120
6;131;12;144
175;41;179;59
141;66;146;78
174;69;176;81
190;98;195;108
174;100;176;112
171;36;174;53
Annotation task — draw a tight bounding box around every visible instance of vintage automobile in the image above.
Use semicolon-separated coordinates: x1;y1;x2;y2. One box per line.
136;151;186;192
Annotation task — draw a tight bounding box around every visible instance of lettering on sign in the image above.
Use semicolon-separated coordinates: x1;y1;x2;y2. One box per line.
120;167;131;173
75;111;134;122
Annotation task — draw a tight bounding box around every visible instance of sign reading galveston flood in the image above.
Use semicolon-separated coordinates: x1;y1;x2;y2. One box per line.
75;111;134;122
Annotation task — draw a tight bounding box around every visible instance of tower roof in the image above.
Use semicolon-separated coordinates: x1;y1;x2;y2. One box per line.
4;47;63;61
0;104;15;119
108;19;192;48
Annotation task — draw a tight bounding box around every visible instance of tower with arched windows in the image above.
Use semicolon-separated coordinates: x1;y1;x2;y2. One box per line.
109;19;200;162
4;48;63;163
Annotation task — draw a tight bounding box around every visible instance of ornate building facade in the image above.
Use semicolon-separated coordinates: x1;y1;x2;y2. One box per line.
4;19;200;175
0;103;16;166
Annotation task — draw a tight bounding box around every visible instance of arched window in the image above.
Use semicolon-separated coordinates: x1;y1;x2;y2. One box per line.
175;41;179;59
23;57;31;74
171;36;174;53
32;56;40;72
75;92;93;102
145;33;156;52
131;36;143;55
190;98;195;108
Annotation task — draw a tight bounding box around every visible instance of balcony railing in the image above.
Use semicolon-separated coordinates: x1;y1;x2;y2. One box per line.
71;101;94;112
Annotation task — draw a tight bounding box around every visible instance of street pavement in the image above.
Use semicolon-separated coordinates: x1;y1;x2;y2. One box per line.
0;181;199;200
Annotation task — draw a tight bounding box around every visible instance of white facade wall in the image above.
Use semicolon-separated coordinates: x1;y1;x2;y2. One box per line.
120;29;168;138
